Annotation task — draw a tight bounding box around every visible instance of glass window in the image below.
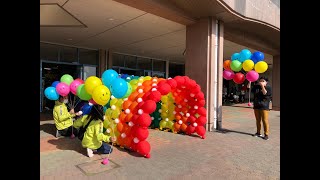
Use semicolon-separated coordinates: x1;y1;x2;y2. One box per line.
83;66;97;80
79;49;98;65
124;55;137;69
169;63;185;77
112;53;125;67
60;46;78;63
137;57;152;70
153;60;165;72
40;43;59;61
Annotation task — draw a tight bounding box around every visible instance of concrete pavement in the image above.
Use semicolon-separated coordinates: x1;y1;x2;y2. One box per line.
40;104;280;180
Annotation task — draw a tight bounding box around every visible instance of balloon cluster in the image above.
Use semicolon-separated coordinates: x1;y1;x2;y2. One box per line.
44;69;208;159
223;49;268;84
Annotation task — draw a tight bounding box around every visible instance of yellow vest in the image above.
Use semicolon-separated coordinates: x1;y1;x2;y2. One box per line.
53;101;75;130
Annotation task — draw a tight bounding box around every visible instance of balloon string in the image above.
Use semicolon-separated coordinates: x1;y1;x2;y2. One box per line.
107;123;115;159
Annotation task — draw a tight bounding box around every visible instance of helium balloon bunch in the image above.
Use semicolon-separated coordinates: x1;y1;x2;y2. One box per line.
223;49;268;84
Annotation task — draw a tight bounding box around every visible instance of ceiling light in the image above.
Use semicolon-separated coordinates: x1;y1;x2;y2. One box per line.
67;38;73;41
108;18;114;21
44;68;51;70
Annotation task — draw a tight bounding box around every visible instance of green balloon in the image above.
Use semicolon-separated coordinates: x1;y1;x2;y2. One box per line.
122;83;132;99
76;84;91;100
166;120;174;129
159;120;167;129
60;74;74;85
230;60;242;72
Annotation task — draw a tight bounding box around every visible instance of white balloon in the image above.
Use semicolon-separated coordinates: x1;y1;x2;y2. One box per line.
138;109;143;115
165;118;169;122
133;137;139;143
194;105;198;109
178;120;183;125
121;133;126;138
125;109;130;114
138;89;143;93
128;121;134;127
137;98;143;103
114;118;120;124
158;109;162;113
88;102;93;106
193;123;198;127
111;105;116;110
186;113;190;117
152;88;157;91
106;128;111;133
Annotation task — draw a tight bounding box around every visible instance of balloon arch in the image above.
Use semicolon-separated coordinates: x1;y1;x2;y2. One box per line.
45;71;207;158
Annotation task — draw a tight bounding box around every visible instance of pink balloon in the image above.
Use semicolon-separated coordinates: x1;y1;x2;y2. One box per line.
223;70;235;80
70;80;83;95
75;78;84;84
246;70;259;82
56;82;70;96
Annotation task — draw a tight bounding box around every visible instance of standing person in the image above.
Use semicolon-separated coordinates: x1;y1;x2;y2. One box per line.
73;105;116;158
247;77;272;140
53;95;81;137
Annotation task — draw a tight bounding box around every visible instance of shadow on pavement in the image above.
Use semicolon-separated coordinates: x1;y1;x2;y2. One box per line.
40;123;56;136
47;138;87;156
216;128;254;136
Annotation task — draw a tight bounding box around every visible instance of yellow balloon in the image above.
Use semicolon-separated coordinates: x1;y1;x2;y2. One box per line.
254;61;268;73
115;99;124;108
111;109;121;119
110;98;118;107
84;76;102;95
92;85;111;106
131;85;137;92
242;59;254;71
129;79;138;86
144;76;152;81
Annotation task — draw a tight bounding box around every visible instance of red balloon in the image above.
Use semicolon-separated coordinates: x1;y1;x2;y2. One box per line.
141;100;157;114
186;125;196;135
196;99;206;107
196;116;207;126
233;72;245;84
174;76;185;86
187;79;197;89
188;116;197;123
137;113;152;127
131;114;140;124
183;76;191;86
195;126;206;138
136;140;151;156
190;84;201;94
156;80;166;87
167;79;177;89
197;107;207;117
130;125;139;137
195;92;204;100
142;91;151;101
148;91;161;102
157;83;171;95
135;127;149;141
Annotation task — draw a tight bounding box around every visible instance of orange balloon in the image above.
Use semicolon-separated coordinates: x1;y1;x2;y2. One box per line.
144;85;152;92
123;136;133;148
119;112;127;122
180;123;188;132
142;80;152;87
125;113;133;122
175;115;182;120
129;101;138;111
174;122;181;131
129;91;139;101
117;135;125;146
223;60;232;70
137;92;145;99
117;122;124;132
182;116;188;123
123;100;132;110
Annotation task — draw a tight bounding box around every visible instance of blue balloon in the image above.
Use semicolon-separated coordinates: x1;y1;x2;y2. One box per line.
81;103;92;115
231;53;240;61
51;81;60;88
132;76;140;80
121;74;129;79
251;51;265;63
110;78;128;99
44;87;59;100
239;49;252;62
102;69;119;89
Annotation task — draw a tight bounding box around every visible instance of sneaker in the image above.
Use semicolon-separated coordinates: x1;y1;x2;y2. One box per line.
253;133;262;137
87;148;94;158
263;135;269;140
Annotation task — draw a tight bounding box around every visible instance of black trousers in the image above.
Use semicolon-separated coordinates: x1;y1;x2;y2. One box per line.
58;126;78;136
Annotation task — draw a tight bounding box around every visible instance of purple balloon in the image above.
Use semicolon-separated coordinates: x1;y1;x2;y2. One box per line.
223;70;235;80
246;70;259;82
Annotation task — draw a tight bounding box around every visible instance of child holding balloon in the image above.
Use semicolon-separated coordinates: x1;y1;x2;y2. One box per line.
73;105;116;158
53;95;82;138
